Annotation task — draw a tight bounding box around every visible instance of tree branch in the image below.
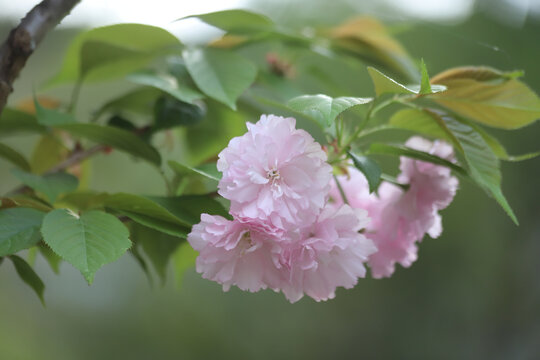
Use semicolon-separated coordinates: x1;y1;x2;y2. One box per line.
8;144;106;196
0;0;80;115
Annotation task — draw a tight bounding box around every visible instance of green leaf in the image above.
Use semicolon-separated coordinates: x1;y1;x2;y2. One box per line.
153;96;205;131
96;87;162;118
330;17;418;81
168;160;221;182
59;191;108;211
455;116;540;162
389;108;461;149
2;195;53;212
367;67;416;96
30;134;69;174
8;255;45;304
0;108;45;136
104;193;190;238
0;208;45;256
169;161;220;195
130;244;153;286
367;67;445;96
54;123;161;166
183;48;257;110
368;142;467;175
436;113;518;224
131;223;182;283
11;169;79;203
34;99;76;125
430;66;523;83
173;241;197;289
127;70;203;104
0;143;31;171
347;152;381;193
183;100;246;165
430;66;540;129
419;59;432;95
410;110;518;224
41;209;132;284
148;195;230;226
47;24;182;86
181;9;274;33
39;243;62;274
287;94;372;127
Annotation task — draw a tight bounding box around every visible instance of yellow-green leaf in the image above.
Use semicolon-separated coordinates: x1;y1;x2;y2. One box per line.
430;66;540;129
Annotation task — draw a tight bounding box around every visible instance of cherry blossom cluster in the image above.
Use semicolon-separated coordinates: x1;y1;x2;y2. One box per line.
329;137;459;278
187;115;458;302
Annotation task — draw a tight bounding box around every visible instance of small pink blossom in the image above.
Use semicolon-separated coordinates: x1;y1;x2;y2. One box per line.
330;137;458;278
277;205;377;303
217;115;332;231
187;214;282;292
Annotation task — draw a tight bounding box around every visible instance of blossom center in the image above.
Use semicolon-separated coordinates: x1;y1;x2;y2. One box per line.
267;168;281;183
239;231;254;255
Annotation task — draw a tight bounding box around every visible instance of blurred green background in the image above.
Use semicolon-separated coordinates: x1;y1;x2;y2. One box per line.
1;0;539;359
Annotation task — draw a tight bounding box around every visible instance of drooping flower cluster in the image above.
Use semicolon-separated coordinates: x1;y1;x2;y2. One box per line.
329;136;459;278
187;115;459;302
188;115;377;302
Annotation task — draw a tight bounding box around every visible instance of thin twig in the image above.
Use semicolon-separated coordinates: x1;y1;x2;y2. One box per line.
8;144;106;196
47;144;105;173
0;0;80;115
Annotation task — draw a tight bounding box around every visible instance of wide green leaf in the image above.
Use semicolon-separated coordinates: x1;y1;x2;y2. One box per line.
183;100;246;165
347;152;381;193
173;241;197;288
0;143;31;171
96;87;161;118
11;169;79;203
127;70;203;104
131;223;182;283
330;16;418;81
183;48;257;110
181;9;274;33
367;67;416;96
168;160;221;182
54;123;161;166
47;24;182;86
41;209;132;284
30;134;69;174
455;116;539;162
2;195;53;212
104;193;190;238
8;255;45;304
34;99;76;125
0;108;45;136
389;108;461;149
367;67;445;96
368;142;466;175
0;208;45;256
39;243;62;274
439;114;518;224
148;195;230;226
59;191;108;211
421;110;518;224
153;96;205;131
287;94;372;127
430;66;540;129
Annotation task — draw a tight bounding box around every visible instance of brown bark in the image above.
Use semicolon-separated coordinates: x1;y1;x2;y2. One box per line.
0;0;80;115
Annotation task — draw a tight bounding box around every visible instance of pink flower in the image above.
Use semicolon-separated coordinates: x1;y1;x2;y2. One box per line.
217;115;332;231
187;214;282;292
330;137;458;278
277;205;377;303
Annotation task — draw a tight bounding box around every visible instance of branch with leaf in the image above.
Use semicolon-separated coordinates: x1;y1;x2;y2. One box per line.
0;8;538;303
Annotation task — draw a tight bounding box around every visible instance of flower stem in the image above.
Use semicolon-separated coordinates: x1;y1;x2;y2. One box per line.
333;174;349;205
